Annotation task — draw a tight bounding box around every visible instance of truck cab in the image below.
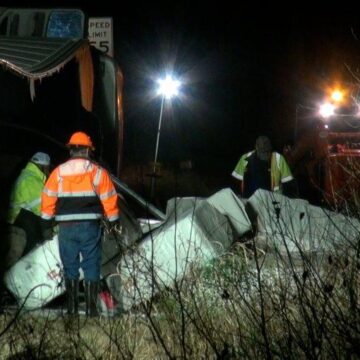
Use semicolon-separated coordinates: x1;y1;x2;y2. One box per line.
285;110;360;210
0;7;123;177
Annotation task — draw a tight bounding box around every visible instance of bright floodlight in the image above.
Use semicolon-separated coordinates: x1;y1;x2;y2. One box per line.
319;102;335;118
150;74;181;198
157;75;180;99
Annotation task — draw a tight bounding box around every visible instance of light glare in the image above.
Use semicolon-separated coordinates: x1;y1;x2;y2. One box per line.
319;103;335;118
157;75;180;99
331;90;344;103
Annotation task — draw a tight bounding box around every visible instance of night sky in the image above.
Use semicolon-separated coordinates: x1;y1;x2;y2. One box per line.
3;2;360;182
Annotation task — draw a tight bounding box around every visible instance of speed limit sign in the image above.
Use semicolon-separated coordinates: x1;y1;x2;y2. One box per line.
88;17;114;57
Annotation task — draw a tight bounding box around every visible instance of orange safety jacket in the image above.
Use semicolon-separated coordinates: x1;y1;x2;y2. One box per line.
41;158;119;222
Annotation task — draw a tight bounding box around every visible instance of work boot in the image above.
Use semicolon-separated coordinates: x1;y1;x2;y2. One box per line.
85;281;99;317
65;279;79;315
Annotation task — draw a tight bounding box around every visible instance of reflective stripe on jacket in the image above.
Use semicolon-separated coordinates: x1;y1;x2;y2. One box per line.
41;158;119;222
8;162;47;224
231;150;293;193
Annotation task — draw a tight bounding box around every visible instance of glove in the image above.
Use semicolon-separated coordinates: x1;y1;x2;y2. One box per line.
103;219;122;236
40;218;55;241
42;227;54;240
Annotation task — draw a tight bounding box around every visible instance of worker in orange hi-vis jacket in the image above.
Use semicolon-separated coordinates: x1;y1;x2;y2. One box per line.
41;131;119;317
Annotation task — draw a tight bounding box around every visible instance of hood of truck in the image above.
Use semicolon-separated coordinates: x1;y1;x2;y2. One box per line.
0;36;89;78
0;36;94;111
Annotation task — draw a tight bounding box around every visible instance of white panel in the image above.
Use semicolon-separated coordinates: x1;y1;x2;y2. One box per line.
4;235;65;309
117;200;234;311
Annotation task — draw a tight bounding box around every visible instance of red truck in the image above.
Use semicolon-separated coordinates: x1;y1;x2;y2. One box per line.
285;111;360;210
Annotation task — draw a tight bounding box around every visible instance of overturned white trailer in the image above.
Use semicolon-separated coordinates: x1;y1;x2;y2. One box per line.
4;188;359;313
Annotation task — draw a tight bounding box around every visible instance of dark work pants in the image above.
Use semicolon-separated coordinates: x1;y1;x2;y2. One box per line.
14;208;43;254
58;221;102;281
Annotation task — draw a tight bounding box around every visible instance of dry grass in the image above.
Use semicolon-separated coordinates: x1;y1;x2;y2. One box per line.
1;225;360;359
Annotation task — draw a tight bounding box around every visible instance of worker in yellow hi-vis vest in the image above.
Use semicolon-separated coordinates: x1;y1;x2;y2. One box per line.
6;152;51;267
232;136;297;198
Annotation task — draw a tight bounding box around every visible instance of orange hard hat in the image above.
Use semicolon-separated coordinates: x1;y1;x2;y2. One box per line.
67;131;94;149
